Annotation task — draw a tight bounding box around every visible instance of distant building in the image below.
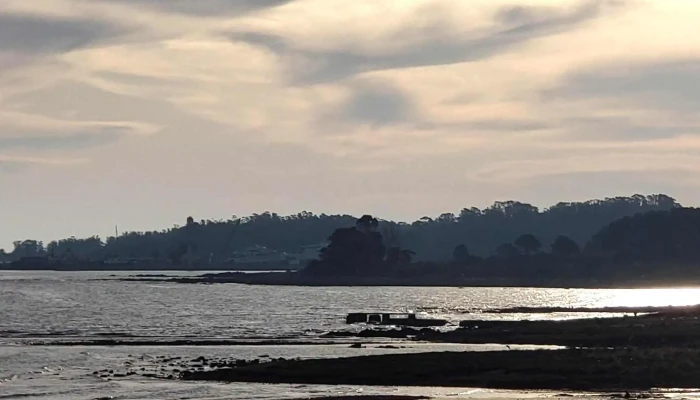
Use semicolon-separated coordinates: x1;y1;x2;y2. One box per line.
228;246;287;265
226;243;327;267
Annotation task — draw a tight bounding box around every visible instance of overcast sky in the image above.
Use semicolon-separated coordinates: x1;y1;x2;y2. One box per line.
1;0;699;249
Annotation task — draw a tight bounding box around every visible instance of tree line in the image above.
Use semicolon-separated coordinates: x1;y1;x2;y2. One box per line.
1;194;680;265
305;205;700;281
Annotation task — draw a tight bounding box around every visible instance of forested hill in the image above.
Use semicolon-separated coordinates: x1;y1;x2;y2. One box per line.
3;194;680;262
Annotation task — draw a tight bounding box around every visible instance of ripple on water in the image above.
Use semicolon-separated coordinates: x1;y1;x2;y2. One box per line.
2;271;700;399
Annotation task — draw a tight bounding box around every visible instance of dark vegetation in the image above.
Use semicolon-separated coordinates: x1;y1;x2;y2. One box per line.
1;194;678;267
107;201;700;285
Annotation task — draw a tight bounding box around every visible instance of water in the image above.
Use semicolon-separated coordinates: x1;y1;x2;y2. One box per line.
3;271;700;399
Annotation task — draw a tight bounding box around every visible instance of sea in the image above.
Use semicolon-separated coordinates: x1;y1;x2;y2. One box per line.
3;270;700;400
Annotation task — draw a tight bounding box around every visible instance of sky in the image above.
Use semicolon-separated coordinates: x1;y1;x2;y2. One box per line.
2;0;700;250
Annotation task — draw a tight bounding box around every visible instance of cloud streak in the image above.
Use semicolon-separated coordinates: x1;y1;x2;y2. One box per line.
0;13;125;55
0;129;123;151
230;0;622;84
107;0;295;16
547;58;700;112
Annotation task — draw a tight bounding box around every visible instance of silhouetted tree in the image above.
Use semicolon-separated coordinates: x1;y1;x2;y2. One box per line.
5;194;681;264
386;246;415;267
356;215;379;233
586;207;700;263
452;244;471;264
304;215;386;276
495;243;519;259
11;240;46;258
46;236;104;260
381;222;402;254
169;243;188;265
551;235;580;257
514;234;542;255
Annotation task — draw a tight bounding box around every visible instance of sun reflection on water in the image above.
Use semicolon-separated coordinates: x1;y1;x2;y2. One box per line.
593;287;700;308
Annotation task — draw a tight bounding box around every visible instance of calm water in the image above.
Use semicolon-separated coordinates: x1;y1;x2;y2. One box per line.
3;270;700;399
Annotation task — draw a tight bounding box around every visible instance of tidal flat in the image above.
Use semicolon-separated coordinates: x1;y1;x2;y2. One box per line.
180;306;700;391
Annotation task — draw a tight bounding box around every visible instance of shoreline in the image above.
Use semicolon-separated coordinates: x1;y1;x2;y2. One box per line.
7;268;700;289
180;348;700;391
323;305;700;348
113;272;700;289
175;309;700;391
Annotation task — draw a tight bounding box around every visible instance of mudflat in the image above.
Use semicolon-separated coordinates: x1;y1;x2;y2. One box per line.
182;307;700;391
183;347;700;390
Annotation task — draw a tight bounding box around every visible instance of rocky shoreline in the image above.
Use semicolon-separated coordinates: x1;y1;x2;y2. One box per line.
323;305;700;348
169;306;700;391
179;347;700;390
79;305;700;392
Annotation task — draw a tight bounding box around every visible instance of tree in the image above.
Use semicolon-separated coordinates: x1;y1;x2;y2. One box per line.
304;215;386;276
551;235;580;257
386;246;415;267
495;243;519;259
381;223;402;252
356;215;379;233
4;194;681;264
586;208;700;262
514;234;542;255
452;244;470;264
12;240;46;258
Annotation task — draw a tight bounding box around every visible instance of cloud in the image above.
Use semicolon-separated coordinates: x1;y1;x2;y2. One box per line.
325;80;415;127
230;0;622;84
0;157;82;174
0;160;27;174
0;155;86;171
537;58;700;143
561;116;700;142
0;13;125;55
104;0;295;16
0;109;159;153
0;129;123;151
470;152;700;183
546;58;700;112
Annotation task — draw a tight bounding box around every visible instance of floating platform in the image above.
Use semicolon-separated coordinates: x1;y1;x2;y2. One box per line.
345;312;448;327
